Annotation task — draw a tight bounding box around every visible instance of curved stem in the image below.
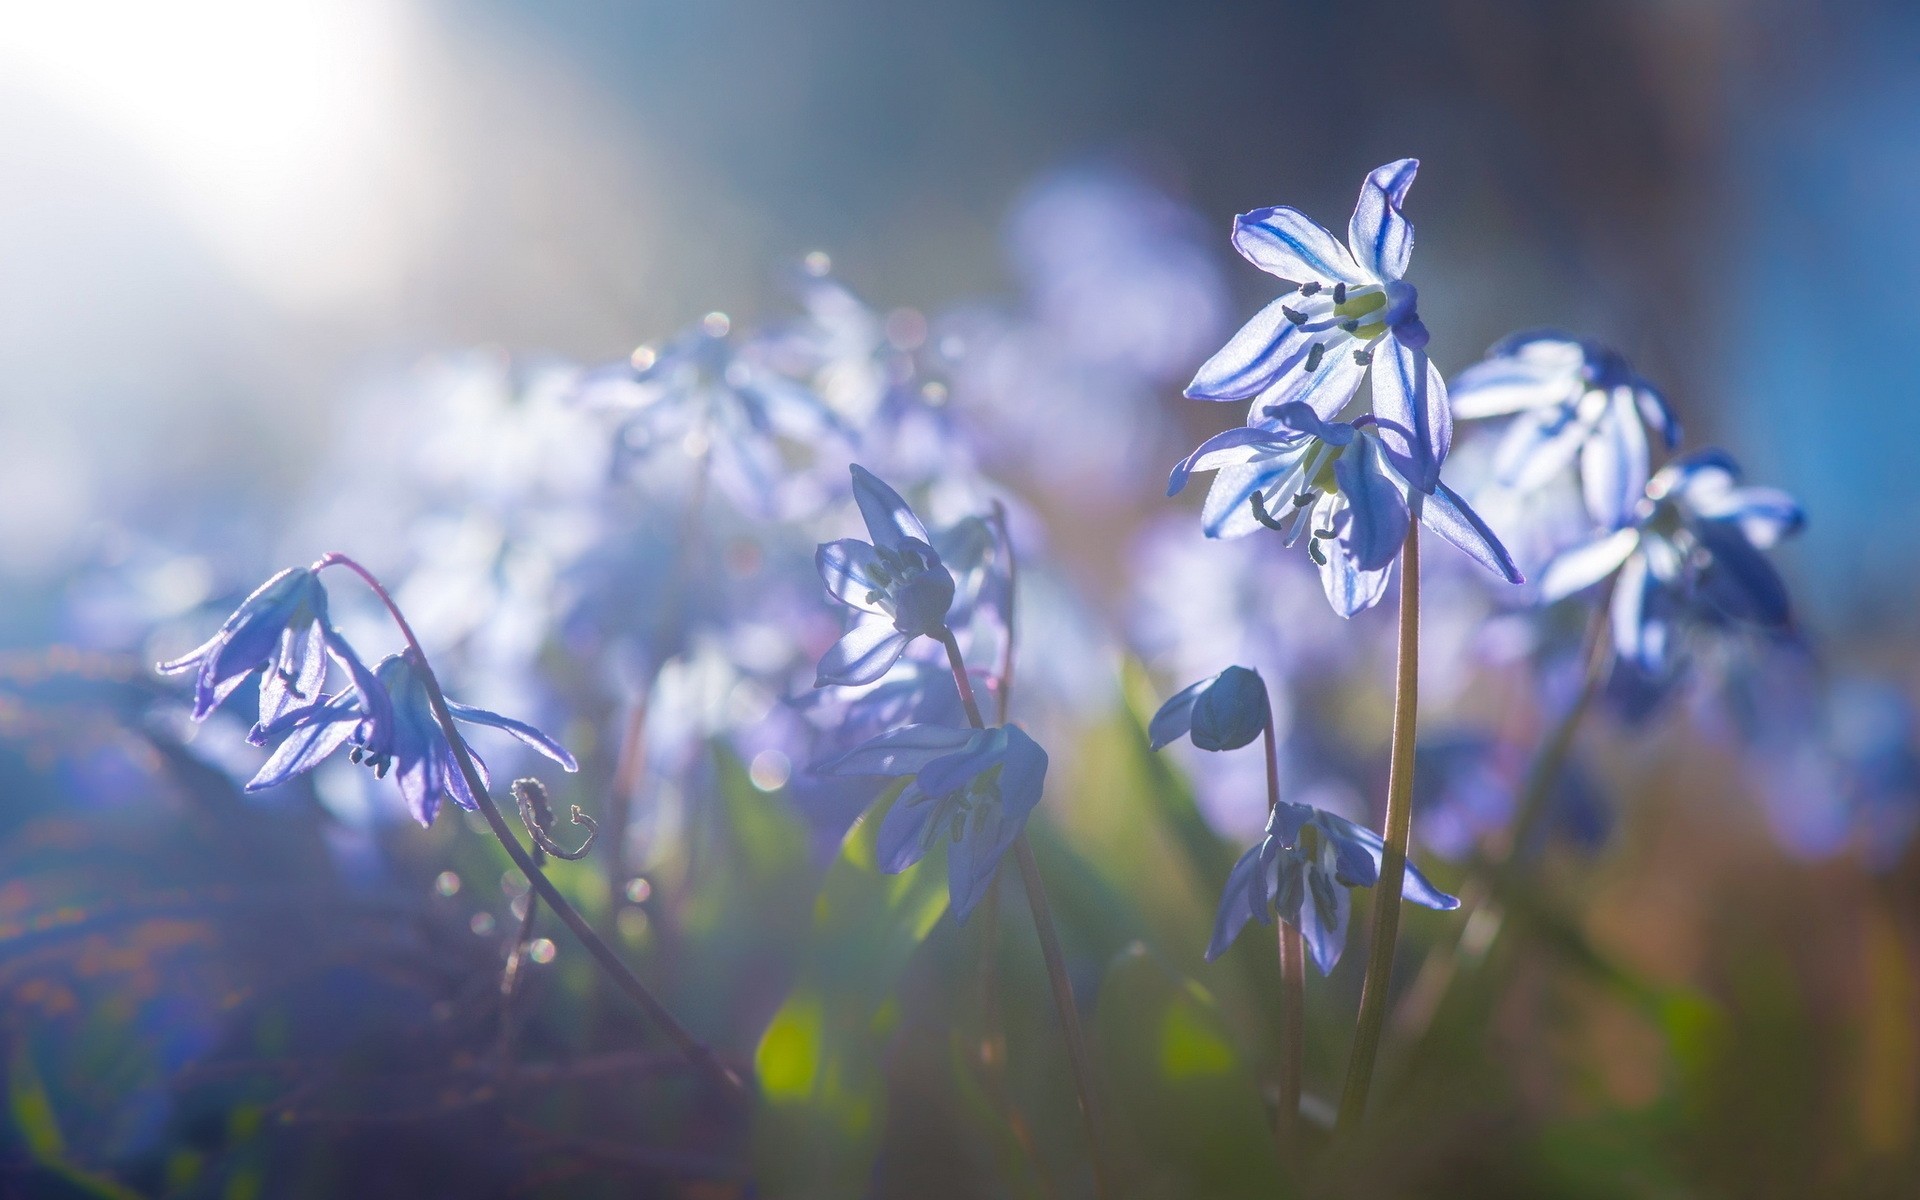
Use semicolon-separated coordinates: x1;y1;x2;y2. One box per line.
314;553;744;1099
1263;712;1302;1160
937;625;1112;1199
1337;525;1420;1132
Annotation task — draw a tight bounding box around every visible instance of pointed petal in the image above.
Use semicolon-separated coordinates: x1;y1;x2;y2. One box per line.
1335;438;1412;571
1347;159;1418;281
244;710;358;792
1184;296;1310;401
815;617;912;687
918;729;1007;798
1205;842;1270;962
1489;404;1591;494
1449;339;1584;418
1148;678;1207;750
1200;463;1286;540
1609;552;1656;671
875;784;938;873
1370;340;1451;492
1401;859;1459;910
1538;529;1639;603
816;538;890;612
849;464;931;549
1580;388;1650;529
446;700;579;771
1232;207;1369;284
1298;870;1351;975
820;723;978;777
1317;522;1395;617
1167;426;1301;497
1420;483;1525;584
1249;337;1369;423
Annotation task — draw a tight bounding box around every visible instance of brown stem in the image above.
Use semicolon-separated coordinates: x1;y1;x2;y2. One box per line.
1262;713;1301;1160
1336;524;1421;1131
314;553;744;1099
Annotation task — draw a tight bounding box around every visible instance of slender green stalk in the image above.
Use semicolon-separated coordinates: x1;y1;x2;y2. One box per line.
1261;712;1302;1159
938;626;1113;1200
1337;526;1421;1131
317;553;745;1100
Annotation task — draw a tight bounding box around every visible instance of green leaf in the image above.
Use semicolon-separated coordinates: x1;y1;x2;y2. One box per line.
5;1040;144;1200
752;783;949;1199
1095;944;1285;1200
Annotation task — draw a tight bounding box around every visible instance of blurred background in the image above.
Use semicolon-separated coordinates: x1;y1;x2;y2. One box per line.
2;1;1918;1196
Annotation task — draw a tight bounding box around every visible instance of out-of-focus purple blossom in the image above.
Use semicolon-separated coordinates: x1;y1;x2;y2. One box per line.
821;722;1049;920
582;314;852;517
1208;799;1458;973
1452;332;1680;531
814;465;957;686
248;652;576;827
1539;450;1804;677
788;661;968;834
1412;733;1610;862
1169;402;1520;616
1188;160;1450;490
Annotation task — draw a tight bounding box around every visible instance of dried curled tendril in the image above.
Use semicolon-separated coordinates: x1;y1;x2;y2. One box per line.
511;778;598;861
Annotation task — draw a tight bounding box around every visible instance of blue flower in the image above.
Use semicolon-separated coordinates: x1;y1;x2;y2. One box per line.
1149;666;1270;752
1412;733;1610;862
1538;450;1804;675
158;566;352;728
821;722;1048;920
1169;401;1521;616
1207;799;1458;973
584;314;852;514
248;653;578;827
1452;331;1681;529
814;465;958;686
1186;160;1450;490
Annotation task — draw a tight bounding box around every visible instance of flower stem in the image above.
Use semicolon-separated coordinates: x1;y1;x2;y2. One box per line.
1336;524;1420;1132
937;625;1112;1199
315;553;745;1099
1262;712;1302;1160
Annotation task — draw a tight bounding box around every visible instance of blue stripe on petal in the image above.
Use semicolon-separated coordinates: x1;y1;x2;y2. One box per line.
1369;340;1450;493
1419;483;1525;584
446;700;580;772
1347;158;1419;281
1231;207;1368;285
1334;439;1412;572
815;617;912;687
1184;296;1309;401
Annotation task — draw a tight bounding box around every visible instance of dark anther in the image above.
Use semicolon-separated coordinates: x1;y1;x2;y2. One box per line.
1304;343;1327;373
1308;538;1327;566
1298;281;1321;297
1340;320;1359;334
1249;490;1290;532
1292;491;1315;509
349;747;363;764
1281;306;1308;325
1353;348;1373;366
512;778;598;861
1332;283;1347;304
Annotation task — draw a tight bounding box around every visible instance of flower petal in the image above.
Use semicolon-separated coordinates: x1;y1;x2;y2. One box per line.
1297;869;1351;976
875;783;939;873
849;464;931;550
447;700;580;772
1316;511;1396;617
1538;529;1639;603
815;617;912;687
1369;340;1451;493
1148;678;1206;749
1205;841;1270;962
820;723;978;777
1184;296;1311;401
1334;437;1413;572
1232;207;1369;285
816;538;890;612
1167;426;1302;497
1449;335;1584;418
1249;342;1370;423
1347;159;1418;281
244;707;358;792
1419;483;1525;584
1579;387;1650;529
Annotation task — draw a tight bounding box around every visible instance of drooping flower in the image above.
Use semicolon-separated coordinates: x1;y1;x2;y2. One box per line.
158;567;350;728
821;722;1048;919
814;465;958;686
1537;450;1804;675
248;652;577;827
1149;666;1270;752
1208;799;1458;973
1186;159;1449;490
1451;331;1681;529
1169;402;1521;616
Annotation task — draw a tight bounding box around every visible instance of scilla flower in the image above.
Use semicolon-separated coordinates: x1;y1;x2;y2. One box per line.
158;566;362;728
814;465;958;686
821;722;1048;919
1149;666;1269;752
1538;450;1804;674
1451;332;1681;528
1187;159;1449;490
248;653;577;827
1208;800;1458;972
1169;402;1521;616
